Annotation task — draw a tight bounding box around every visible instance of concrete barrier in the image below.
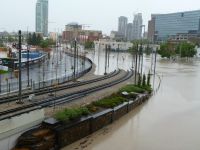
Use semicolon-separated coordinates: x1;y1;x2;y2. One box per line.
0;109;44;150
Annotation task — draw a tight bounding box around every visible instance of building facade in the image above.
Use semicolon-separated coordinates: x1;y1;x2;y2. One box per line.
36;0;48;37
118;16;128;38
126;23;133;41
94;39;133;51
62;23;102;43
149;10;200;41
133;13;143;40
147;15;155;42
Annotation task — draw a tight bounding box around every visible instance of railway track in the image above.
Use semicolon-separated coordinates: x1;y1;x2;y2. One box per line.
0;69;120;104
0;70;133;121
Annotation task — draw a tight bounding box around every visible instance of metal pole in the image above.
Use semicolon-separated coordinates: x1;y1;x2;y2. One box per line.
17;30;23;104
141;42;143;75
74;40;76;79
104;45;107;75
138;44;141;74
117;44;119;69
0;74;1;93
153;49;157;90
27;47;30;87
76;46;78;75
108;45;110;68
135;43;138;84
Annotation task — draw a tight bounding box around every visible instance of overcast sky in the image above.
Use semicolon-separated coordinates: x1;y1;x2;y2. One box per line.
0;0;200;34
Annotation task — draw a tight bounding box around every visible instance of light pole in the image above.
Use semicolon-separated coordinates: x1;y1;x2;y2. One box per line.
104;44;108;75
140;25;145;75
17;30;23;104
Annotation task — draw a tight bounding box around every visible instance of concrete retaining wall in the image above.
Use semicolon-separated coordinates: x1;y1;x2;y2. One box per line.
55;94;149;149
0;109;44;150
12;94;150;150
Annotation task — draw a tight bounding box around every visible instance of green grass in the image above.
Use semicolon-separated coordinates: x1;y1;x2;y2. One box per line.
93;94;127;108
119;84;146;93
0;70;8;74
55;107;90;122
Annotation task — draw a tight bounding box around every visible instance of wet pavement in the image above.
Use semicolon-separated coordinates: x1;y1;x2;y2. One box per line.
63;50;200;150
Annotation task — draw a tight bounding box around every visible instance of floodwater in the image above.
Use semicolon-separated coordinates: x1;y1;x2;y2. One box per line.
64;50;200;150
0;48;90;93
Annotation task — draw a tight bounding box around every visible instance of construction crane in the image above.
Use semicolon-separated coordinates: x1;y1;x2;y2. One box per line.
80;24;91;30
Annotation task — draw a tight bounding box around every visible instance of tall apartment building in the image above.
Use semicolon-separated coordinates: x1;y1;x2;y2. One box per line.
36;0;48;37
132;13;143;40
147;15;155;42
126;23;133;41
118;16;128;38
148;10;200;41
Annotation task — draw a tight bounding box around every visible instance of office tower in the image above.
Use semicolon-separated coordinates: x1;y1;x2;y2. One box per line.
147;15;156;42
133;13;143;40
36;0;48;37
150;10;200;41
118;16;128;38
126;23;133;41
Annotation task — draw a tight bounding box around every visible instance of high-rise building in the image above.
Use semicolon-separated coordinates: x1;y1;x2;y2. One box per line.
126;23;133;41
36;0;48;37
118;16;128;38
149;10;200;41
133;13;143;40
147;15;155;42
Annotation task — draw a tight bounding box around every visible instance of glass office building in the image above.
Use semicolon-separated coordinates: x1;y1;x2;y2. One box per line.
36;0;48;37
154;10;200;41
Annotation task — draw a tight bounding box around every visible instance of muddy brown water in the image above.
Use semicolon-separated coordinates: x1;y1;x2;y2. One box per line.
62;51;200;150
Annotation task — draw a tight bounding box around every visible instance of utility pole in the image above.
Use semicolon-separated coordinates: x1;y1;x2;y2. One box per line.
73;39;77;79
138;44;141;74
17;30;23;104
26;27;30;87
117;44;119;69
76;46;79;75
108;45;110;68
153;48;157;90
140;42;143;75
135;43;138;85
104;45;108;75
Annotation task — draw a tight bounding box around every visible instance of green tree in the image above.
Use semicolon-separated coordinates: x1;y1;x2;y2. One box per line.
84;41;94;49
32;32;37;45
176;42;196;58
36;34;42;45
157;42;176;58
145;45;152;55
27;33;32;45
137;74;142;87
40;39;49;48
147;71;151;86
142;74;146;87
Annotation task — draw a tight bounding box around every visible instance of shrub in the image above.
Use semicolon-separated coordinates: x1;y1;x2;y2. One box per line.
93;95;126;108
55;107;90;122
119;84;146;94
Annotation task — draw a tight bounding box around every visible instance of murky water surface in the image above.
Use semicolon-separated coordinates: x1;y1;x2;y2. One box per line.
64;50;200;150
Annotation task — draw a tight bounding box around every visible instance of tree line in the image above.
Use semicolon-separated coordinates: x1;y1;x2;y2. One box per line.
158;42;196;58
27;33;55;48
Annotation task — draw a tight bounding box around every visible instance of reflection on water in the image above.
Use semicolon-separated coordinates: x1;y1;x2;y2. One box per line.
65;51;200;150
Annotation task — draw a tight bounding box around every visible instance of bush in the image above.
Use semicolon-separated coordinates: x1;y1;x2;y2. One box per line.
55;107;90;122
93;94;126;108
119;84;146;94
